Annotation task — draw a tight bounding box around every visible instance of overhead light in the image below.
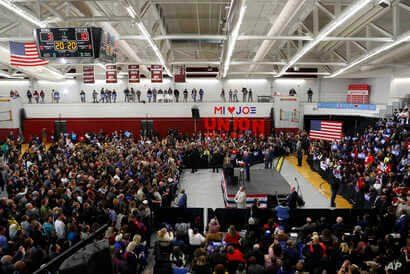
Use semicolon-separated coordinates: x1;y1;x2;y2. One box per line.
96;63;106;70
275;79;306;84
277;0;372;77
0;70;12;78
329;31;410;78
223;3;247;78
0;0;46;28
126;6;137;19
43;67;64;79
0;70;23;79
137;22;172;76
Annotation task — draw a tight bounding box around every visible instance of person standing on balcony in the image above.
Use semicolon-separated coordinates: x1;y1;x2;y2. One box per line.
199;88;204;102
147;88;152;103
130;88;136;102
153;88;157;103
112;89;117;103
233;89;239;102
136;89;141;103
289;88;297;96
40;90;45;103
80;90;86;103
242;88;248;102
220;89;226;102
183;88;188;102
307;88;313;102
174;89;180;102
124;87;129;102
92;89;98;103
192;88;197;102
51;89;55;103
53;90;60;103
106;89;112;103
228;89;233;102
100;88;105;103
33;90;39;104
248;88;253;102
26;90;32;104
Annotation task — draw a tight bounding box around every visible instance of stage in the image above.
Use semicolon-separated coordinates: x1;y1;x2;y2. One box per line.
221;164;291;208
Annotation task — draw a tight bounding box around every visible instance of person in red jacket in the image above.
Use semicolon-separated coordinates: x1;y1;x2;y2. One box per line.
364;152;374;167
226;245;245;264
224;225;241;246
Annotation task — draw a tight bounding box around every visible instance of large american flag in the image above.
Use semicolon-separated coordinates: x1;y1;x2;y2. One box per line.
309;120;343;141
9;42;48;66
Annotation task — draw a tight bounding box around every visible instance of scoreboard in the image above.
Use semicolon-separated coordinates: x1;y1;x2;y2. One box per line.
35;28;95;58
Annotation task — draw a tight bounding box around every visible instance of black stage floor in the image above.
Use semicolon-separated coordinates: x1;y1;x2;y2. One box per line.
225;165;290;196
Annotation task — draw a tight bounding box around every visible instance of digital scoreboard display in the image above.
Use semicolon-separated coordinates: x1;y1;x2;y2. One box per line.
35;28;94;58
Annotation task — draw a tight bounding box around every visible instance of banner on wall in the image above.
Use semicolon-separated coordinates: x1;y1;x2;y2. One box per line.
83;65;94;84
128;64;140;83
151;65;163;83
174;65;186;83
347;84;370;104
105;64;117;84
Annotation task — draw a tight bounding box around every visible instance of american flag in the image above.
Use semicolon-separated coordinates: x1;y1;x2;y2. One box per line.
9;42;48;67
309;120;343;141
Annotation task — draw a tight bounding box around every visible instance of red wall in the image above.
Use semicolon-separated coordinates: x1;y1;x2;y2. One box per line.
23;117;279;140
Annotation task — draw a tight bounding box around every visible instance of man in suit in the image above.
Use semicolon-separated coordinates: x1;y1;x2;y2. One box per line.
243;151;252;182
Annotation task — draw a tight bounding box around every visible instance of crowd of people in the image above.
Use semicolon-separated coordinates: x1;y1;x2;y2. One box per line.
0;131;188;273
151;208;409;274
308;115;409;209
0;114;407;273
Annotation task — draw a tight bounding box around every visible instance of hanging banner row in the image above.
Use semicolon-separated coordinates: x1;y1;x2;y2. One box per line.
83;64;180;84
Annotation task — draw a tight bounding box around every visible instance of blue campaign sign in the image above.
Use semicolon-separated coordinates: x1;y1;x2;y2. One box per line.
317;102;376;110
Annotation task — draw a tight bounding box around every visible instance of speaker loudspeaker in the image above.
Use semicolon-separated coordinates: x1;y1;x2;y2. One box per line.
191;107;200;119
54;120;67;137
270;108;275;130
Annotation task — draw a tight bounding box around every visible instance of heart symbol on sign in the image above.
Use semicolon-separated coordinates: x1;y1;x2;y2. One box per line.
227;106;235;114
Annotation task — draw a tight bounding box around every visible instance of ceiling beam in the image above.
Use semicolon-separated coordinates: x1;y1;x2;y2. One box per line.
0;34;396;43
221;0;247;78
248;0;307;74
170;60;347;66
229;71;331;76
329;31;410;78
277;0;373;77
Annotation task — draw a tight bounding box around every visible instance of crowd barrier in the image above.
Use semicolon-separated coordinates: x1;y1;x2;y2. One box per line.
34;224;109;274
153;207;204;231
155;208;376;232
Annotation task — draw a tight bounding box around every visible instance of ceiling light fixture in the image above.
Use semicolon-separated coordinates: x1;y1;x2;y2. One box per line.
223;3;247;78
0;0;46;28
276;0;372;78
126;6;137;19
329;31;410;77
137;22;172;76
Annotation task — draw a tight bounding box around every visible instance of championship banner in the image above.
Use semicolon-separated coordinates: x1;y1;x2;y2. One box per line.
151;65;163;83
83;65;94;84
174;65;186;83
128;64;140;83
347;84;370;104
106;64;117;84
